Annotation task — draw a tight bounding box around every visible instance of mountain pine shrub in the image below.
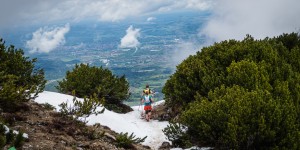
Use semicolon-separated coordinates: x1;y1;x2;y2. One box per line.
163;33;300;149
0;38;46;112
57;63;130;112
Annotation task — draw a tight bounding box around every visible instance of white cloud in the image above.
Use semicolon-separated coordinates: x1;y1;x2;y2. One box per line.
26;24;70;53
170;40;200;69
147;17;156;22
200;0;300;43
0;0;211;28
120;25;141;48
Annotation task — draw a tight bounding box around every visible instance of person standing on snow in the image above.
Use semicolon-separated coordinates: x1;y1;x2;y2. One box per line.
141;90;153;121
140;84;153;117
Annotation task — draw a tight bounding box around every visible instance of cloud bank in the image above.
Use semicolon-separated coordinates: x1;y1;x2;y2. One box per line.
0;0;211;28
200;0;300;43
26;24;70;53
120;25;141;48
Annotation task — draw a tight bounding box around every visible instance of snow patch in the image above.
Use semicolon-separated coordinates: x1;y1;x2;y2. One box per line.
35;91;169;149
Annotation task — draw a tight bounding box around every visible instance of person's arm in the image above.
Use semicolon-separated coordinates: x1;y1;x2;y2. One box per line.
150;96;154;103
141;96;145;103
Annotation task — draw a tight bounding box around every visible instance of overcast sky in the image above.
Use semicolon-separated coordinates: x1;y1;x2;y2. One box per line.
0;0;211;28
200;0;300;42
0;0;299;52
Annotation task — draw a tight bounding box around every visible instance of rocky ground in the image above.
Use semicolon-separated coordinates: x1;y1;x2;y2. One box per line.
1;100;172;150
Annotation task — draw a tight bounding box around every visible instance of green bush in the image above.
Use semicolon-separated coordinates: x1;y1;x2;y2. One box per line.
59;92;105;122
0;124;6;148
163;33;300;109
162;122;191;148
0;124;26;149
5;130;15;144
0;135;6;149
181;85;300;149
41;103;56;110
56;63;130;110
0;124;5;135
0;38;46;112
163;33;300;149
13;131;25;148
116;132;147;149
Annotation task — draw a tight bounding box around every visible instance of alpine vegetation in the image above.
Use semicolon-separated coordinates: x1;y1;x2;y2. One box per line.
115;132;147;149
0;38;46;112
56;63;130;113
163;33;300;149
59;92;105;123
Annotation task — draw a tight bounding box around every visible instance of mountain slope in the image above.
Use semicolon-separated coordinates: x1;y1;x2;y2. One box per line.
34;91;170;149
1;100;151;149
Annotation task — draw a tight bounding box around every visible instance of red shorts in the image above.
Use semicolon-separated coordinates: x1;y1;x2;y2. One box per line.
144;105;152;111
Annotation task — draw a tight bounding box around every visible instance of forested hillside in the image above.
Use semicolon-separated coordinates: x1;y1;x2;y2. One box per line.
163;33;300;149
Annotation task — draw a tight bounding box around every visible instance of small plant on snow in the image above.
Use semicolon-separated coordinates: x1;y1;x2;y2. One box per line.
116;132;147;149
59;91;105;122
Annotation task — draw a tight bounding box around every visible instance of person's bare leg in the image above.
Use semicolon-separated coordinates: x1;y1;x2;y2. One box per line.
141;110;145;118
148;112;152;120
146;112;149;121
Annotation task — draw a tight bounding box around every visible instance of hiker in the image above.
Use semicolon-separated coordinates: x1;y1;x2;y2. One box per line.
141;90;153;121
140;84;153;118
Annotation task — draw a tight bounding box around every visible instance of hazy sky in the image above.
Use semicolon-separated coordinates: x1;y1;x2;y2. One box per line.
0;0;211;28
1;0;299;39
1;0;299;54
201;0;300;42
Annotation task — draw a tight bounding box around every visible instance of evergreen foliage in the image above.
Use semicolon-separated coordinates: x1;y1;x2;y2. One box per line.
0;123;25;149
115;132;147;149
162;33;300;149
0;38;46;112
162;122;191;148
13;131;24;148
59;91;105;122
0;135;5;149
41;103;56;110
57;63;130;107
0;124;6;148
5;130;15;144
